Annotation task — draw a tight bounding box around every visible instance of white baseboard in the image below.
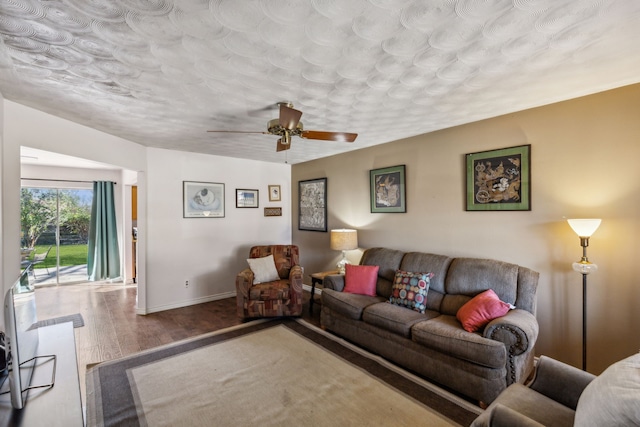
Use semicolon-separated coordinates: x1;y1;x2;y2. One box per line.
136;291;236;315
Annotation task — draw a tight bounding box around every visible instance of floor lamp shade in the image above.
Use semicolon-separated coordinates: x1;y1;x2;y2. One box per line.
331;229;358;274
567;219;601;238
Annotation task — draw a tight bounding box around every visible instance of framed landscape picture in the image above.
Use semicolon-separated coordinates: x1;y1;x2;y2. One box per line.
370;165;406;213
298;178;327;232
465;144;531;211
183;181;225;218
236;189;258;208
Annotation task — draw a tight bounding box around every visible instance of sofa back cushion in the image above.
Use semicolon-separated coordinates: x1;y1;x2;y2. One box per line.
441;258;520;316
360;248;405;298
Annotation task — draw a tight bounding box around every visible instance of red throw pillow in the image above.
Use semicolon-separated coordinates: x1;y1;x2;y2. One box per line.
343;264;379;296
456;289;512;333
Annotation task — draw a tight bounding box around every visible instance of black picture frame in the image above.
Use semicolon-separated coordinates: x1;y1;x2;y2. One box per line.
298;177;327;232
465;144;531;211
370;165;406;213
236;189;259;208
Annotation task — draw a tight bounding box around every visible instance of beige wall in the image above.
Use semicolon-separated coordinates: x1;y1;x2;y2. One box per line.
292;83;640;374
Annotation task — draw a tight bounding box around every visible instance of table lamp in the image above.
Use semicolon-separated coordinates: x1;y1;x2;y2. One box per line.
330;229;358;274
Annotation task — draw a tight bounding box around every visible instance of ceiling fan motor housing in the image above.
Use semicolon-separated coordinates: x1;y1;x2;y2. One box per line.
267;118;303;142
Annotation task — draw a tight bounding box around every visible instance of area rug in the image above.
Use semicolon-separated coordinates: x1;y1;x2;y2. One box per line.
29;313;84;330
86;319;481;427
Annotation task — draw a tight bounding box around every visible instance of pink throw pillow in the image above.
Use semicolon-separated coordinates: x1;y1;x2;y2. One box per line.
343;264;379;296
456;289;512;333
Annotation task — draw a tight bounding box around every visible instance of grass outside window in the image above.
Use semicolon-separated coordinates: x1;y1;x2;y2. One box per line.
28;244;88;268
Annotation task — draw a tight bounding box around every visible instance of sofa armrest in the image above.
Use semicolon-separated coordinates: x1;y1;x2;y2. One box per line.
528;355;595;410
484;309;539;357
235;268;254;298
323;274;345;292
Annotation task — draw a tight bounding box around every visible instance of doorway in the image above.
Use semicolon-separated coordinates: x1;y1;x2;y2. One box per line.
21;186;93;285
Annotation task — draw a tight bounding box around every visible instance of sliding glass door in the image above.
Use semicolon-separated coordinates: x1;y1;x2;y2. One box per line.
21;187;93;285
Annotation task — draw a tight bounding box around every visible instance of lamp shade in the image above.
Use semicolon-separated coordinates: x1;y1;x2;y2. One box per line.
330;229;358;251
567;219;601;237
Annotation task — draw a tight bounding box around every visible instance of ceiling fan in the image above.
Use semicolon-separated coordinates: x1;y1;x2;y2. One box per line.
207;102;357;152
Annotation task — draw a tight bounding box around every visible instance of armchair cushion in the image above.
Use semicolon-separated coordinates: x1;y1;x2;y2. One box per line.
246;254;279;284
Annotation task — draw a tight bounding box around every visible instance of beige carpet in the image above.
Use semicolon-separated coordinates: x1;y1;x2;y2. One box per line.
87;319;480;426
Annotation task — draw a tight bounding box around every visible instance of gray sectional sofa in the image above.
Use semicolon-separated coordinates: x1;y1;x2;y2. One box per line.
320;247;540;405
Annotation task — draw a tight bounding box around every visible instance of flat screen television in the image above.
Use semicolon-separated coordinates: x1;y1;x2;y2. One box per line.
2;268;39;409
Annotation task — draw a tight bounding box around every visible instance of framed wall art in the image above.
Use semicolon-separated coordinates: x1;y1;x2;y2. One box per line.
298;177;327;232
465;144;531;211
236;189;258;208
370;165;406;213
264;207;282;217
183;181;225;218
268;185;281;201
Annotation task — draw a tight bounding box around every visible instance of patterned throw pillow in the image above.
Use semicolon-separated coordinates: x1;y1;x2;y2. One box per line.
388;270;434;313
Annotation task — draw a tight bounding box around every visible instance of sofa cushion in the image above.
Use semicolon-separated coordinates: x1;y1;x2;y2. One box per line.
246;254;280;284
363;302;439;338
388;270;433;313
574;352;640;426
321;288;386;320
398;252;452;295
411;315;506;368
457;289;512;333
343;264;379;296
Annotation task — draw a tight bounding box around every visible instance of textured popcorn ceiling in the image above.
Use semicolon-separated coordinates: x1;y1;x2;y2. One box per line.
2;0;640;165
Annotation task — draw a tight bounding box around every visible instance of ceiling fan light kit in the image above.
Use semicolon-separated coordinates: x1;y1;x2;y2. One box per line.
208;102;357;152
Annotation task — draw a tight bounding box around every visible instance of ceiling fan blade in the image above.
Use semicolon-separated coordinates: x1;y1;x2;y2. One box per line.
300;130;358;142
279;104;302;131
276;139;291;152
207;130;268;134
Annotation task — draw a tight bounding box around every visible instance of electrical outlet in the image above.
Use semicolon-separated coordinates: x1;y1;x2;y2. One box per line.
185;280;189;287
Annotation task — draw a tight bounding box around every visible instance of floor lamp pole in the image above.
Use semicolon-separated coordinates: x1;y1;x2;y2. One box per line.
582;272;587;371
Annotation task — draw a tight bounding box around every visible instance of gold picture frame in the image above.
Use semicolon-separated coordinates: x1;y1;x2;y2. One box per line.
268;185;281;201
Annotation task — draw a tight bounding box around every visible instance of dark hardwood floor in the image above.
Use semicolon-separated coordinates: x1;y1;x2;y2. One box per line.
34;283;321;406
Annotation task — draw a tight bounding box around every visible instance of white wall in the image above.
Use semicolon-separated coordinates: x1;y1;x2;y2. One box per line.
144;147;291;312
0;93;23;301
293;84;640;375
1;100;293;317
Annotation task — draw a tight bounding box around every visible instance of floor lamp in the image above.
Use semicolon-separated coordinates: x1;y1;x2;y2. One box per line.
567;218;601;371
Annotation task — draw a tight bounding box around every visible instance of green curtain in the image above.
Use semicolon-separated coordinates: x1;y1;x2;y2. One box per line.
88;181;120;281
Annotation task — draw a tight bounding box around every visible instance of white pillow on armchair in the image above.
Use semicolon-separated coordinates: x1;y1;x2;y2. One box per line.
246;254;280;284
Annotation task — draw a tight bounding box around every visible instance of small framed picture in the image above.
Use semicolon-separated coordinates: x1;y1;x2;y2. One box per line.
236;189;259;208
370;165;406;213
268;185;281;201
465;144;531;211
264;207;282;216
183;181;224;218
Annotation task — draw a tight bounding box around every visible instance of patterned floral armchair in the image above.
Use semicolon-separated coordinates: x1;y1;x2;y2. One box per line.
236;245;303;319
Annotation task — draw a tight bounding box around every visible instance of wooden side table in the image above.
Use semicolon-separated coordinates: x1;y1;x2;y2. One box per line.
309;270;340;313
